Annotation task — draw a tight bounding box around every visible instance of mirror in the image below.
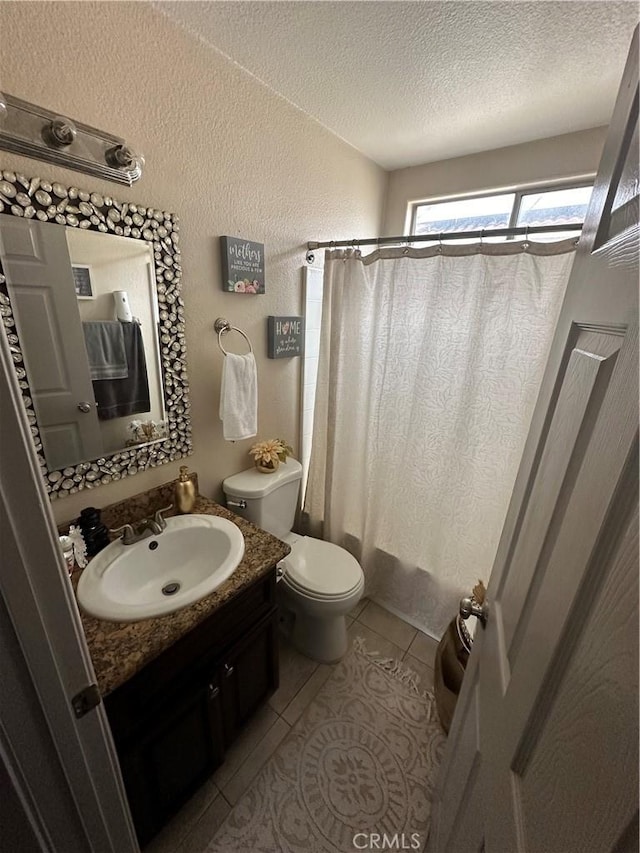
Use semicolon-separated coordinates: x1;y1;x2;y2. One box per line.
0;169;192;500
67;229;166;460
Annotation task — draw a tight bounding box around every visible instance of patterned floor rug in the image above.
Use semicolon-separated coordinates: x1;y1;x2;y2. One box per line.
208;639;447;853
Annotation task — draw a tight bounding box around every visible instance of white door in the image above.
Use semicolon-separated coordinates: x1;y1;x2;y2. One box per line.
428;29;639;853
0;217;102;469
0;315;138;851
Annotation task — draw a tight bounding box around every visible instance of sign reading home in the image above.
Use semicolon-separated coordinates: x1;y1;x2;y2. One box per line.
268;316;304;359
220;236;265;294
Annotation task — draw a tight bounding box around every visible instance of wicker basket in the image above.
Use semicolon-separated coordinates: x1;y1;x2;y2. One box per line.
433;615;471;734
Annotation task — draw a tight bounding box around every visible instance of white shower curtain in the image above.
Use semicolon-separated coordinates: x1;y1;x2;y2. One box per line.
302;240;575;638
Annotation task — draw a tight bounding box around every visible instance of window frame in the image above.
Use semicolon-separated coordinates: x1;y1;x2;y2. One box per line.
408;179;595;239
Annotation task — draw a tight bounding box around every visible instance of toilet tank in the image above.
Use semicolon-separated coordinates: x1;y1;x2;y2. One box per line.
222;458;302;539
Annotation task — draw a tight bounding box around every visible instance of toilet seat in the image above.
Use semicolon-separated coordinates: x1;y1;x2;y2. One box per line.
283;570;363;600
279;536;363;600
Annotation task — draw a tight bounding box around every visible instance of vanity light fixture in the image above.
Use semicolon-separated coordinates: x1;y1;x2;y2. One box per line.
0;93;143;185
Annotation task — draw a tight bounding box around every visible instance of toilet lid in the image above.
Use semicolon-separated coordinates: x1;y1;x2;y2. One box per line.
281;536;362;597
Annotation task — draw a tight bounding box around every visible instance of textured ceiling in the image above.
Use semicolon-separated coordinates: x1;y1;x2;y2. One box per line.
157;1;638;170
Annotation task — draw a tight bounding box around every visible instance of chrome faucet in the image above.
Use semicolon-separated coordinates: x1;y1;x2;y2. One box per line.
110;505;173;546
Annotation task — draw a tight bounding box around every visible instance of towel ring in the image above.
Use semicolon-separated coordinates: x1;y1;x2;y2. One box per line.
214;317;253;356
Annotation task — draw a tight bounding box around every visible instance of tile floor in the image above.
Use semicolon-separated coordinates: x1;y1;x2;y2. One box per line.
144;599;440;853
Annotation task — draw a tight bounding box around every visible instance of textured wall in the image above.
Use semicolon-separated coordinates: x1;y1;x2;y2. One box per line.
384;127;608;234
0;1;387;523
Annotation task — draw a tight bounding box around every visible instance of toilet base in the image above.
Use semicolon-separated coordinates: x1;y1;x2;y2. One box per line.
276;553;364;664
290;611;349;664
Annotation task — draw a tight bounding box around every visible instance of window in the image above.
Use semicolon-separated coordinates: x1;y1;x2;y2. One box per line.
515;186;593;240
411;183;593;242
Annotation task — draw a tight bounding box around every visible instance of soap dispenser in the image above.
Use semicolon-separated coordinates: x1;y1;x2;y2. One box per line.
78;507;110;558
175;466;196;514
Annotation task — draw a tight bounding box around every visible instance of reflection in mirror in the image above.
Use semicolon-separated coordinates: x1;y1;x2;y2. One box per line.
68;229;166;458
0;169;191;500
1;221;165;469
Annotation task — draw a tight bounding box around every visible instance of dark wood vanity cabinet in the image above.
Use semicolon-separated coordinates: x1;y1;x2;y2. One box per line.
220;609;279;744
116;677;225;845
104;570;279;846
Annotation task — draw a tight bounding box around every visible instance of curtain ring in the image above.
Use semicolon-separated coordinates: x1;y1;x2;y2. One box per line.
437;233;443;254
480;229;485;250
402;237;410;255
523;225;530;251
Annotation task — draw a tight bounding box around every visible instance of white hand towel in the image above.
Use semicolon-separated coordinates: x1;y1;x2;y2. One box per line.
219;352;258;441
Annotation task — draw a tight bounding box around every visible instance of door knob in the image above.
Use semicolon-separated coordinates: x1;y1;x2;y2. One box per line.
459;596;488;628
77;402;93;413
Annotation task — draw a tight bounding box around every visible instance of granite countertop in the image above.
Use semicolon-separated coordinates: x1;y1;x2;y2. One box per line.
74;495;290;697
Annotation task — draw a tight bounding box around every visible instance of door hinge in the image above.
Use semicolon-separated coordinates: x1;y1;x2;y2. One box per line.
71;683;102;718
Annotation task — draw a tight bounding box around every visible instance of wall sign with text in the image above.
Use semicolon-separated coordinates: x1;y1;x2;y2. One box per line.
220;236;265;294
267;316;304;359
72;264;94;299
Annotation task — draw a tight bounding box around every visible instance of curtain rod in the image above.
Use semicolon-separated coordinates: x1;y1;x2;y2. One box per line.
306;222;583;251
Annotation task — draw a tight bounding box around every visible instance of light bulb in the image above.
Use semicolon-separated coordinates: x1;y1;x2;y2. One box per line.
44;116;77;148
106;144;144;170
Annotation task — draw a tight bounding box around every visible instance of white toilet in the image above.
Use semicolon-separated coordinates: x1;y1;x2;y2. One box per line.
223;458;364;663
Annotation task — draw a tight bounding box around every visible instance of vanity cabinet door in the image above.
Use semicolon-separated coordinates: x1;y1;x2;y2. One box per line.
220;609;279;744
119;677;225;846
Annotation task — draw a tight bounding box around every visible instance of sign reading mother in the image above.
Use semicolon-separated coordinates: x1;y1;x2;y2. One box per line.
220;236;265;294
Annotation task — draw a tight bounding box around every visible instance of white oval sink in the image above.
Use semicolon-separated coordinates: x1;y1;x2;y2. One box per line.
77;514;245;622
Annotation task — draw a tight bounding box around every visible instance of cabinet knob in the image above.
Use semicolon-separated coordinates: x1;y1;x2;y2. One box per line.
224;663;235;678
208;684;220;699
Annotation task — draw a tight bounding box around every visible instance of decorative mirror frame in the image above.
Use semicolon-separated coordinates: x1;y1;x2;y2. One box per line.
0;168;192;500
